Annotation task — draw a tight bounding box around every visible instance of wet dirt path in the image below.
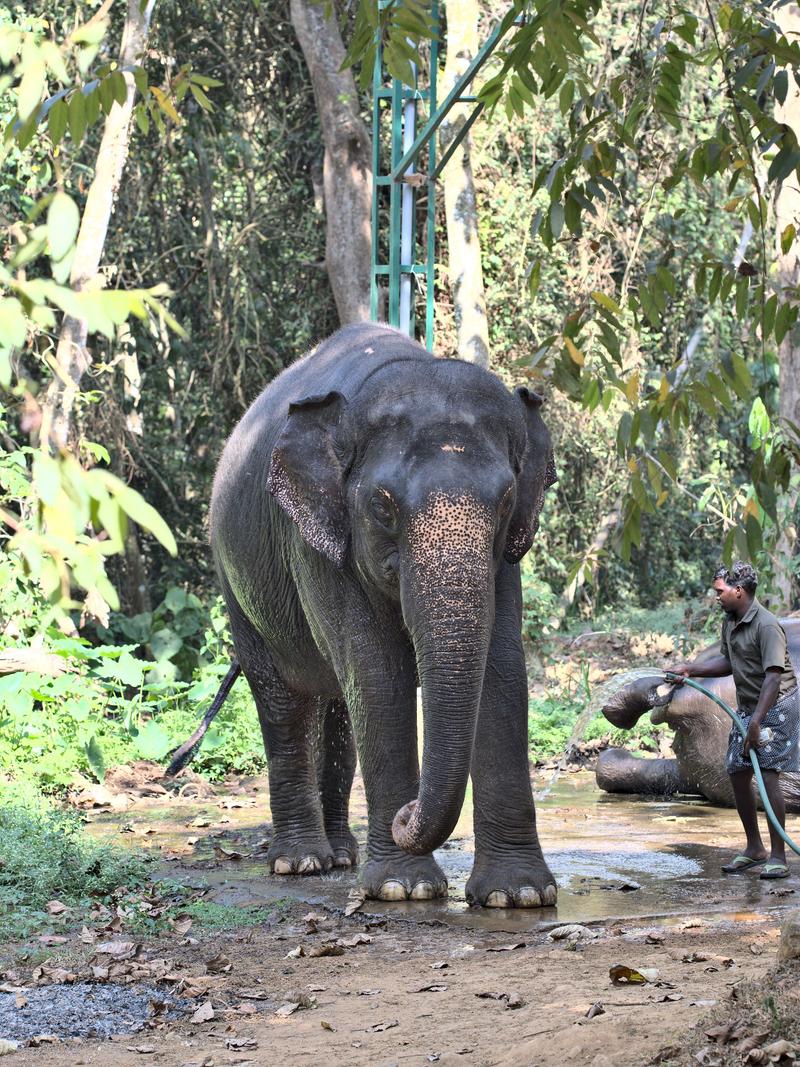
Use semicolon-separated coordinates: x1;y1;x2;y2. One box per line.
5;770;799;1066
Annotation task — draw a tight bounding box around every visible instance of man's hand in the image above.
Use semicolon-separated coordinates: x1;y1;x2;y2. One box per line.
743;719;763;758
666;664;692;685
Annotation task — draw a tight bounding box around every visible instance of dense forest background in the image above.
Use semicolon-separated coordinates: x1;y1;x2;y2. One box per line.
1;0;799;793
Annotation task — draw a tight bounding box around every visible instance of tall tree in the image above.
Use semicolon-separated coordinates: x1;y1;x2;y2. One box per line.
290;0;372;325
774;2;800;608
39;0;157;453
439;1;490;367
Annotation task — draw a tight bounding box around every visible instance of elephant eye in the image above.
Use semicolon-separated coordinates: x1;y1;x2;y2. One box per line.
370;496;394;526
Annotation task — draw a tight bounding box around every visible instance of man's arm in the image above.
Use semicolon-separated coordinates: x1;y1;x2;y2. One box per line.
669;654;732;680
743;667;782;755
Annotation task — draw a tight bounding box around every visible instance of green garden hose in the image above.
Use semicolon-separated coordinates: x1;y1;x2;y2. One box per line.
662;672;800;858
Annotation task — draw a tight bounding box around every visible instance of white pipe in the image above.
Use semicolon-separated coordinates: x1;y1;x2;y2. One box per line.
400;68;416;334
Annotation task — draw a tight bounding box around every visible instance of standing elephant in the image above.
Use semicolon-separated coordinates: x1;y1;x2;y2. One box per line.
210;323;558;907
595;619;800;811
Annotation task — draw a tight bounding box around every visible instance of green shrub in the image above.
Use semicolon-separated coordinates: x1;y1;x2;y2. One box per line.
0;784;151;939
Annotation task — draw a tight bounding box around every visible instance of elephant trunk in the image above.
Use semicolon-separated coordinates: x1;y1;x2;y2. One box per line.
392;490;495;856
600;670;670;729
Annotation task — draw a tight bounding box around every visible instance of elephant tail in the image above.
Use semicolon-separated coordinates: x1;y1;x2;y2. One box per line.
164;661;242;777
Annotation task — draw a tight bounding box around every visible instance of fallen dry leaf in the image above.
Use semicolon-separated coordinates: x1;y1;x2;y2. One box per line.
37;935;68;946
345;890;366;917
547;925;597;942
357;988;381;996
46;900;68;915
205;954;232;975
170;915;193;937
126;1046;156;1055
609;964;659;985
412;983;448;993
95;940;139;960
237;988;269;1000
486;941;526;952
275;1002;301;1017
369;1020;399;1032
308;944;345;958
226;1036;258;1050
213;845;244;861
191;1001;215;1023
431;961;449;970
320;1021;336;1032
337;934;372;948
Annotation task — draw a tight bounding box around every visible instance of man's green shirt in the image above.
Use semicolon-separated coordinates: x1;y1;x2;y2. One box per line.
720;598;798;716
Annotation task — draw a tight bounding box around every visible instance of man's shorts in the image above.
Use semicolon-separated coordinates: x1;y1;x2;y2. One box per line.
726;686;800;774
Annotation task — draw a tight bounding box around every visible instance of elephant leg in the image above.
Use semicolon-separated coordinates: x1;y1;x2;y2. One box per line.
344;645;447;902
596;748;691;796
466;562;557;908
229;610;334;876
316;699;359;868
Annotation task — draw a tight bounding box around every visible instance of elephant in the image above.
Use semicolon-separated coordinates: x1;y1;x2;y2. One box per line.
595;618;800;812
209;322;558;907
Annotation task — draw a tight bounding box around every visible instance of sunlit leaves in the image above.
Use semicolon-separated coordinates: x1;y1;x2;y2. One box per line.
46;193;79;263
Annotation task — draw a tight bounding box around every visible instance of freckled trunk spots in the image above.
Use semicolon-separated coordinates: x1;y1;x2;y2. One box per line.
394;491;495;855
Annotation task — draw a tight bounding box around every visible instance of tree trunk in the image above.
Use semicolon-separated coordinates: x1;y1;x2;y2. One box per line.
40;0;157;453
439;0;490;368
774;2;800;609
289;0;372;326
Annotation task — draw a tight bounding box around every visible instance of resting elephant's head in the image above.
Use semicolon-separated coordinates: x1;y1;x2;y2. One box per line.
267;357;556;856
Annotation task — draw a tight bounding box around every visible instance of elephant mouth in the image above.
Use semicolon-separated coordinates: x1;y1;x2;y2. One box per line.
649;681;678;725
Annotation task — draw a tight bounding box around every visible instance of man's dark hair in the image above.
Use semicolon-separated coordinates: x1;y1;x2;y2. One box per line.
715;560;758;594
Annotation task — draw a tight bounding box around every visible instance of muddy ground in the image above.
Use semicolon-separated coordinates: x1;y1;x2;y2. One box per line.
2;762;799;1067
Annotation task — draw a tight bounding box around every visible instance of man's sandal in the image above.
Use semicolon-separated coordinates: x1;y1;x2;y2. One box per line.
721;854;767;873
759;863;790;880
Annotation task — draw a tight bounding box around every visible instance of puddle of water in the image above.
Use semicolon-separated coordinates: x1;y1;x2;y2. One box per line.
84;769;798;935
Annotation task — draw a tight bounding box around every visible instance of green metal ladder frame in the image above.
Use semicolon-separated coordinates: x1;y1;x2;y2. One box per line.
370;4;521;350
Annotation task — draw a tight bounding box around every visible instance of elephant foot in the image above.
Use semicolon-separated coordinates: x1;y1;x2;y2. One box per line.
267;837;335;875
361;853;447;902
326;830;359;869
466;855;557;909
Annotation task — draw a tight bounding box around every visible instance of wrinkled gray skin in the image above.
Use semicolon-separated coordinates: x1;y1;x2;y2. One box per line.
211;323;558;907
596;619;800;812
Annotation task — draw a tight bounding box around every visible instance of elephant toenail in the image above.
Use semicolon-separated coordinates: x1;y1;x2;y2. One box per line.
542;883;558;906
515;886;541;908
273;857;293;875
333;848;354;868
410;881;435;900
484;890;511;908
297;855;322;874
378;879;408;901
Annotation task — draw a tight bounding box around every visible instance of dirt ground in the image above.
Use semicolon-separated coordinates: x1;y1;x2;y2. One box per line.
2;759;799;1067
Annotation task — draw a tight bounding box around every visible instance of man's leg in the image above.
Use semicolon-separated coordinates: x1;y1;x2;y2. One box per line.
760;769;787;865
729;769;768;860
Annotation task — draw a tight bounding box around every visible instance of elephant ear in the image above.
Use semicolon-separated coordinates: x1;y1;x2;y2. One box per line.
504;386;557;564
268;390;350;567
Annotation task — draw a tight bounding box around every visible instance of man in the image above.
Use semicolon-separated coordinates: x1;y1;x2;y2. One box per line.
671;561;799;879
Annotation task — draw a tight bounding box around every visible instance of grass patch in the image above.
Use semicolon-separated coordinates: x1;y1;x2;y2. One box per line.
178;899;291;931
0;783;152;940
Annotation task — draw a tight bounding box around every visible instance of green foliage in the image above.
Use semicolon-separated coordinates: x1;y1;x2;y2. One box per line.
349;0;800;577
0;782;151;939
519;557;559;641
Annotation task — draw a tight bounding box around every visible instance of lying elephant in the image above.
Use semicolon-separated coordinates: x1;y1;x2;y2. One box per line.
210;323;558;907
595;618;800;812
